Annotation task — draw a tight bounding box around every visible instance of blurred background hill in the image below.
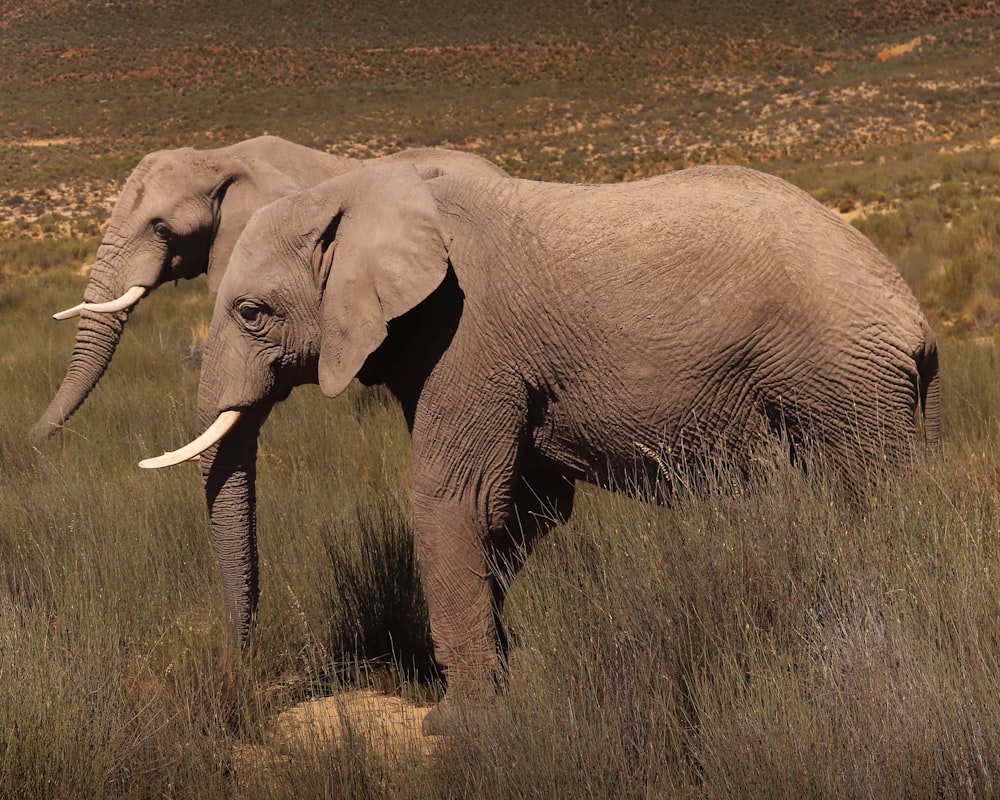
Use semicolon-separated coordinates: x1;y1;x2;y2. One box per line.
2;1;999;332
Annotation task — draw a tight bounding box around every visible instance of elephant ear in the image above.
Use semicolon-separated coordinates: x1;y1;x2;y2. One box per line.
207;157;303;292
314;162;450;398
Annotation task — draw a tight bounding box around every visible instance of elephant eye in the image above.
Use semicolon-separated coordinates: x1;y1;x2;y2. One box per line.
236;300;269;330
153;222;174;244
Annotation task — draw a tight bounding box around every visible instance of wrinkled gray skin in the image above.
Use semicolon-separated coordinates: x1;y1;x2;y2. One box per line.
32;135;506;441
185;162;939;734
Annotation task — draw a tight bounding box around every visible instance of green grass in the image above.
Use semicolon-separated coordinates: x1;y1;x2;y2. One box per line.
4;278;1000;797
3;2;1000;797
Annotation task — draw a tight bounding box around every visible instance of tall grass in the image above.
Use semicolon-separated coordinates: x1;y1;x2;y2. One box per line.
3;266;1000;797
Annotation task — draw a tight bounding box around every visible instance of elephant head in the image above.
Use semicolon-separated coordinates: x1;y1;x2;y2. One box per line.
141;163;450;646
33;138;505;443
31;141;320;442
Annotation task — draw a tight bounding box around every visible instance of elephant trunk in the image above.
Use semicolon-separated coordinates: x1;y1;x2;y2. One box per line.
32;306;128;442
32;247;148;443
198;400;271;650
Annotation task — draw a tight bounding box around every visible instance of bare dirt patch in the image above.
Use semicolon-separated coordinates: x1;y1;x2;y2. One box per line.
240;689;438;769
837;200;893;222
875;36;925;62
13;136;82;147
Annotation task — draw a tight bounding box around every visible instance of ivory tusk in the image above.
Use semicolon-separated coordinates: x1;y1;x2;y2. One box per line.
53;285;146;320
52;302;87;320
139;410;242;469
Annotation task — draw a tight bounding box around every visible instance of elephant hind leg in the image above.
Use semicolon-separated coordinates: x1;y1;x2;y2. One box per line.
760;396;811;475
761;389;918;504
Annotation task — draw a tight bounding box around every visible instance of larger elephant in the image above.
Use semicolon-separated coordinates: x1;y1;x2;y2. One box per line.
140;162;940;733
32;135;506;441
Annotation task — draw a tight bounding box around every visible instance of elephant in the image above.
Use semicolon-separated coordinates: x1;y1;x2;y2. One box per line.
139;162;940;734
32;135;506;442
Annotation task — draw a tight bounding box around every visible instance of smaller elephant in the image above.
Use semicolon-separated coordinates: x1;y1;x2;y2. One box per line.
33;135;506;442
140;162;939;734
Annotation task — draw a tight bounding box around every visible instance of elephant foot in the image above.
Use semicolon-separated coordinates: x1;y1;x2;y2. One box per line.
421;689;497;736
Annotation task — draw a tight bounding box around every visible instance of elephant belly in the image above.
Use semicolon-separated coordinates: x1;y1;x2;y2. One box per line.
531;375;772;502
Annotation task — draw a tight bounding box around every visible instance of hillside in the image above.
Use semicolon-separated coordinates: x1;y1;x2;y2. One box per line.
1;1;999;331
2;1;997;170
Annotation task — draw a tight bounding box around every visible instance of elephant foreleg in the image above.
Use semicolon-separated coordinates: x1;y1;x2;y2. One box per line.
414;469;576;735
409;376;536;733
413;490;502;734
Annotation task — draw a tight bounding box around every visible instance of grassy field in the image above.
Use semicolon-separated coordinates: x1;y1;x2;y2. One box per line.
2;2;1000;797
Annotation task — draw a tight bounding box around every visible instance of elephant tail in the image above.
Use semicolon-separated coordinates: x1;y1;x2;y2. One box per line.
916;322;941;457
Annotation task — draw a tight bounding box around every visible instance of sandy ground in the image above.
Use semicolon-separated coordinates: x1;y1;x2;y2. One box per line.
239;689;438;769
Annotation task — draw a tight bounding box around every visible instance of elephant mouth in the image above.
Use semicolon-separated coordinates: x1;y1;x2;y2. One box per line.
139;409;243;469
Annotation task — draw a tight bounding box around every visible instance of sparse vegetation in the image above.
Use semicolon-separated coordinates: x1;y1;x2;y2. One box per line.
2;2;1000;798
